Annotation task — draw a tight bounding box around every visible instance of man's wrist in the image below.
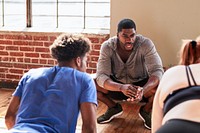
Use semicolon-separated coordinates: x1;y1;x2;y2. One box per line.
118;84;123;91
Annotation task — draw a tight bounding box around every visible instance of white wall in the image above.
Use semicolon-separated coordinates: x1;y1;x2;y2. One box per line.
110;0;200;67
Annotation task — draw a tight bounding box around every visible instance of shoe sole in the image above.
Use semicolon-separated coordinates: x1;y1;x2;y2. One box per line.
138;113;151;130
98;111;123;124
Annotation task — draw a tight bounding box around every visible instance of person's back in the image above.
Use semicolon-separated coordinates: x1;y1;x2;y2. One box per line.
158;65;200;120
11;66;96;133
152;38;200;133
5;33;97;133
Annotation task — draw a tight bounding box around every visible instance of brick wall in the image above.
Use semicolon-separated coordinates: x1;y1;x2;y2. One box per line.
0;31;109;89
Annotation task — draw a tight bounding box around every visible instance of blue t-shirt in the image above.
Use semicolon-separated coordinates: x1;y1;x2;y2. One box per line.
11;66;97;133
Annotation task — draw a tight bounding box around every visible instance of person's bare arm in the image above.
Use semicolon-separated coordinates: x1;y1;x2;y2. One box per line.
80;102;97;133
143;75;159;97
104;79;137;98
5;96;20;129
152;86;163;133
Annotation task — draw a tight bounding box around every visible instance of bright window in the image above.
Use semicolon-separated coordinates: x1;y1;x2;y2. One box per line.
0;0;110;30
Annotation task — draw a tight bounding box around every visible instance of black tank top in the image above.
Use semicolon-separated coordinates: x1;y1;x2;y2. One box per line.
163;66;200;116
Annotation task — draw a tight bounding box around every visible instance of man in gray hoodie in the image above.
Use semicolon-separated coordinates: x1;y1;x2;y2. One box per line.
95;18;164;130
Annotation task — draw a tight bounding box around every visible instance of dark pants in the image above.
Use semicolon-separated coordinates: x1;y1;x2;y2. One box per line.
107;76;148;100
156;119;200;133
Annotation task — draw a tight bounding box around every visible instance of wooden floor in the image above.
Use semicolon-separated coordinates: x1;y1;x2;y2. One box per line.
0;88;13;118
0;88;150;133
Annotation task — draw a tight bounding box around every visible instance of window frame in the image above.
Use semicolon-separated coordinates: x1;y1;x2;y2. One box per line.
0;0;110;31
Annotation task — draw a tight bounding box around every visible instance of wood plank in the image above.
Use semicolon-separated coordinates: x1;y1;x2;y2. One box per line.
0;88;14;117
77;101;151;133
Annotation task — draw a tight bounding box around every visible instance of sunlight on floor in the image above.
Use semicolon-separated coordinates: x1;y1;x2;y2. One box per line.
0;117;8;131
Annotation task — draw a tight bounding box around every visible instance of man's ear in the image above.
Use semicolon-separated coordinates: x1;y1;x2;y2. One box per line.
75;57;81;67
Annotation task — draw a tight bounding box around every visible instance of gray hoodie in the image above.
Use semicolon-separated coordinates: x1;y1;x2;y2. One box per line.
96;34;164;88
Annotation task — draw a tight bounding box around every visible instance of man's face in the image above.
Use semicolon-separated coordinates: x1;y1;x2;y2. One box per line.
118;28;136;51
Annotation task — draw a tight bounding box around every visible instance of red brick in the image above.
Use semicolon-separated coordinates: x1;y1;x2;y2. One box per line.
25;53;39;58
0;35;4;39
14;64;27;69
0;68;8;73
9;57;16;62
86;69;96;74
20;46;34;52
21;35;32;40
32;59;39;63
0;57;9;61
10;52;23;56
39;59;47;64
29;41;43;46
0;40;12;45
91;56;99;61
27;64;43;69
93;44;102;50
16;58;24;62
88;37;100;43
0;73;6;78
13;41;28;45
5;35;19;39
49;36;57;41
5;34;32;40
6;46;19;51
44;42;52;47
6;74;20;80
41;53;51;58
3;79;19;82
0;45;5;50
88;62;97;68
33;36;48;41
86;69;92;73
90;50;99;56
0;51;9;55
35;47;49;53
47;60;54;65
24;58;31;63
9;69;23;74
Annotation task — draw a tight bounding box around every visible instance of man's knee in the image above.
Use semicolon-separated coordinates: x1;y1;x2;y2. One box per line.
93;78;101;90
93;77;109;94
90;74;101;90
144;86;157;99
97;91;105;99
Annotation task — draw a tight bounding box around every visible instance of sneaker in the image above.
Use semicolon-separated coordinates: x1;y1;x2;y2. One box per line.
97;103;123;124
139;106;151;130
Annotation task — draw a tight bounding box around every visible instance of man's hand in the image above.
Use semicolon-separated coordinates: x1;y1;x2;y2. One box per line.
126;86;143;102
120;84;138;98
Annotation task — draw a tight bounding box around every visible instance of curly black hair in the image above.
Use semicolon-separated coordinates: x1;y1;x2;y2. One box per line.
50;33;91;62
117;18;136;33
